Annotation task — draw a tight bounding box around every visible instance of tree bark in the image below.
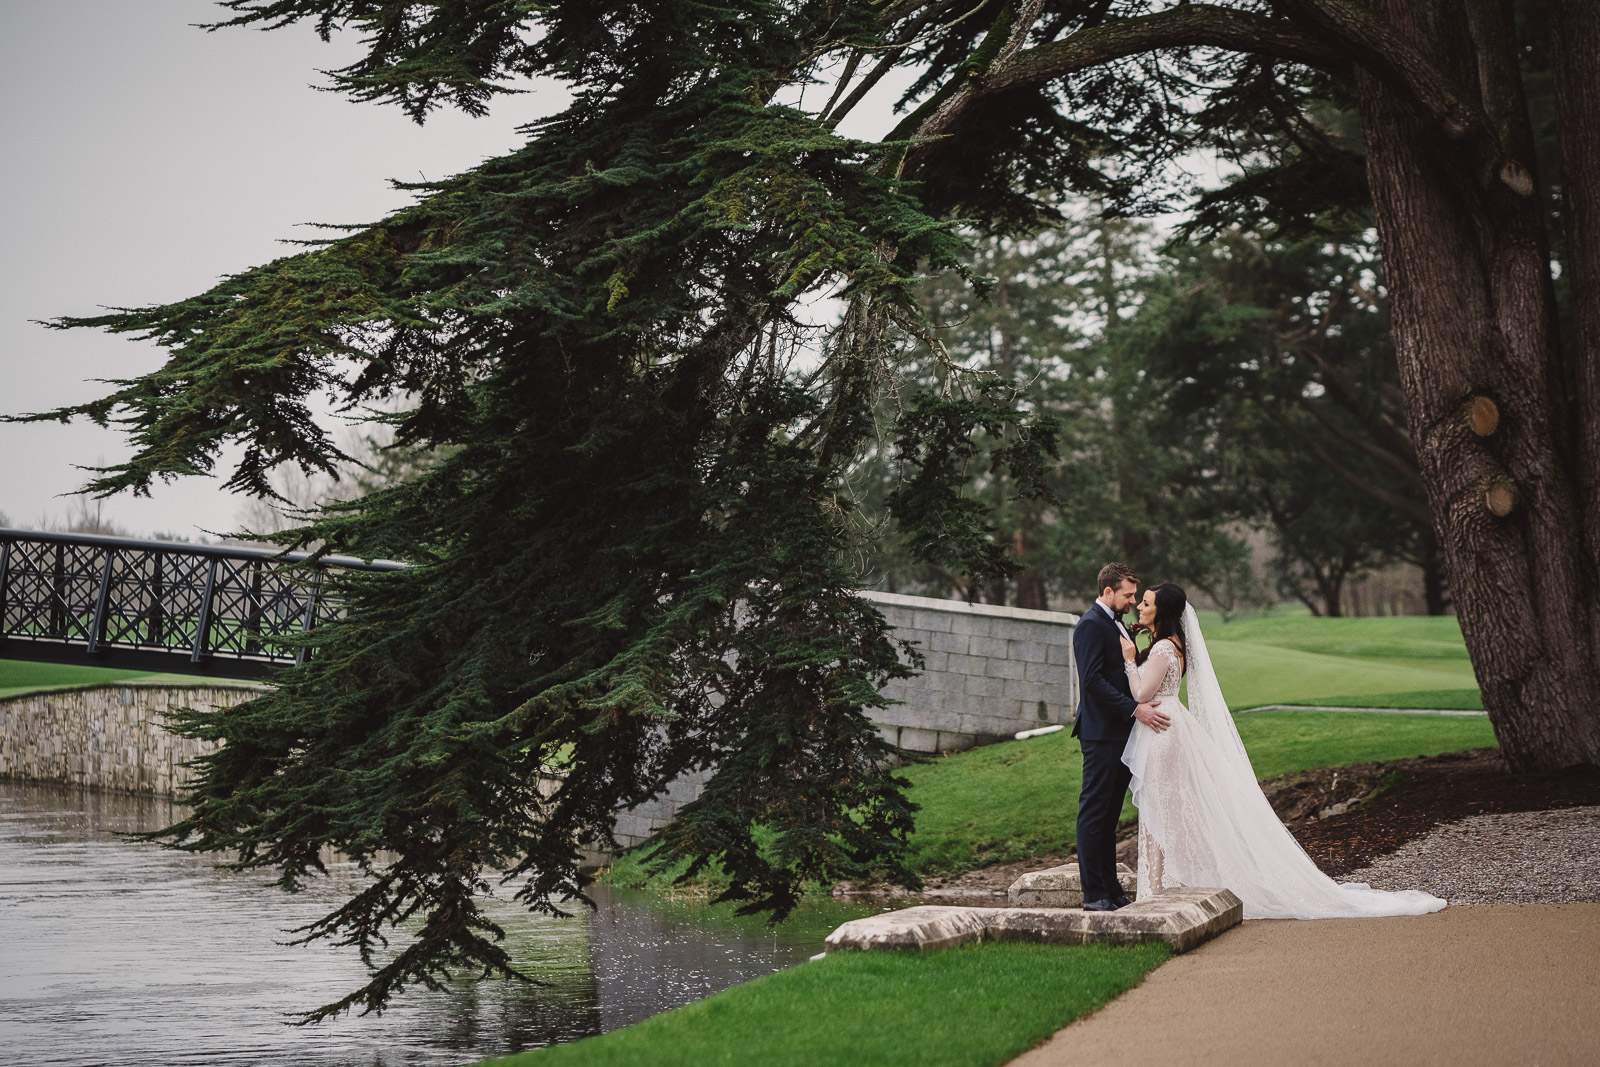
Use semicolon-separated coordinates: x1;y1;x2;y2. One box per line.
1549;0;1600;658
1355;0;1600;770
1418;530;1450;617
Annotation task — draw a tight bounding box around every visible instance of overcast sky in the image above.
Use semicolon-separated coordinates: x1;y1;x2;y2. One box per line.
0;2;1019;541
0;1;563;537
0;3;926;541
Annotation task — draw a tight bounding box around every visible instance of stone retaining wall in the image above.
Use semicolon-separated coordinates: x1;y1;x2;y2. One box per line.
862;590;1079;755
0;682;261;796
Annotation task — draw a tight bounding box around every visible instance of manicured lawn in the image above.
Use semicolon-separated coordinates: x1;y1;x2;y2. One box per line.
1200;611;1480;709
476;941;1169;1067
1302;689;1484;711
1198;611;1472;659
901;709;1497;875
1234;708;1494;779
0;659;193;699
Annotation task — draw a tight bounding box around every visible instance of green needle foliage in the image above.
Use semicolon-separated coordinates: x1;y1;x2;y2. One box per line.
12;2;1078;1021
6;0;1404;1022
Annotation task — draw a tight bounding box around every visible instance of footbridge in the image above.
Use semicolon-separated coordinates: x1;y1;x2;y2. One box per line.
0;529;402;679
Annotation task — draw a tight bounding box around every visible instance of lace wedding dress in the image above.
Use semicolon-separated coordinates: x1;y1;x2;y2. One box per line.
1120;606;1446;919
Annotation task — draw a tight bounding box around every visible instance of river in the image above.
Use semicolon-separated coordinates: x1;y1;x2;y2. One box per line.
0;782;880;1066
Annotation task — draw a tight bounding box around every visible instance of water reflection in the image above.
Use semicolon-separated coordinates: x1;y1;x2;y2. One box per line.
0;783;876;1066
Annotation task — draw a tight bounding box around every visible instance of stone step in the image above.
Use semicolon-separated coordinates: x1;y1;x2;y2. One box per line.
1006;861;1137;907
824;887;1242;956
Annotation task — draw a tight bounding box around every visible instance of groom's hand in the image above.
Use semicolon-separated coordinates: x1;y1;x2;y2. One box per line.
1135;701;1170;733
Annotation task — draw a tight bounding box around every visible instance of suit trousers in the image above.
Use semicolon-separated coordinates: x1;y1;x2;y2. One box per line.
1077;738;1132;902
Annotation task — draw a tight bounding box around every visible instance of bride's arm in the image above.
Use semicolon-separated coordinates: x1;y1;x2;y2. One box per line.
1122;643;1175;704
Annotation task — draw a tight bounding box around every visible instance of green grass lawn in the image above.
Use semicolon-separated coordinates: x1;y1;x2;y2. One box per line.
476;941;1169;1067
1200;611;1480;709
0;659;202;699
1302;689;1484;710
902;708;1497;875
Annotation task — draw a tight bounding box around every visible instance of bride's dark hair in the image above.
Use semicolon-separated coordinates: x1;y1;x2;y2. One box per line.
1135;583;1188;675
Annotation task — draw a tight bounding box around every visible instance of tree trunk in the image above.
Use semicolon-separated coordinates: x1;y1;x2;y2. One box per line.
1314;563;1347;618
1355;0;1600;771
1418;530;1450;616
1550;0;1600;662
1013;526;1050;610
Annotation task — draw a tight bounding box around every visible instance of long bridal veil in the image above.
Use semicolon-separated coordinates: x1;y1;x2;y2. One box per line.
1130;605;1448;919
1180;605;1257;783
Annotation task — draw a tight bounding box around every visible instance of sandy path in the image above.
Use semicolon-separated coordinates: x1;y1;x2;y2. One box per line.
1007;904;1600;1067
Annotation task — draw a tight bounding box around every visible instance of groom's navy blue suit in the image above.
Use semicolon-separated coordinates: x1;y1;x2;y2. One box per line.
1072;601;1139;904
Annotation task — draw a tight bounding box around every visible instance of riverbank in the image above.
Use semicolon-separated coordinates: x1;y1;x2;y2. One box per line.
545;766;1599;1067
0;780;888;1067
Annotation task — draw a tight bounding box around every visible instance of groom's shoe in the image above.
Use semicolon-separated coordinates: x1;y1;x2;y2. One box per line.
1082;898;1120;912
1111;893;1134;908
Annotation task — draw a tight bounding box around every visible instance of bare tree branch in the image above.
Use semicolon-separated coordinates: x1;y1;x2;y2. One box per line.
984;5;1348;95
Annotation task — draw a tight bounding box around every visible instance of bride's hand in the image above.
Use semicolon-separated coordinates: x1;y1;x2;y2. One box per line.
1119;634;1137;662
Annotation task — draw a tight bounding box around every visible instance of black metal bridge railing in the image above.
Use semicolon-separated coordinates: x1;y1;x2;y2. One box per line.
0;529;403;679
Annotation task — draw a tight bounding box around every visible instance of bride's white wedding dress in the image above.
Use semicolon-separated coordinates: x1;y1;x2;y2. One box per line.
1120;605;1446;919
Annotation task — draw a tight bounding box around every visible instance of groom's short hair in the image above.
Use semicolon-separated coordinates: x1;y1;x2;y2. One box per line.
1097;562;1137;594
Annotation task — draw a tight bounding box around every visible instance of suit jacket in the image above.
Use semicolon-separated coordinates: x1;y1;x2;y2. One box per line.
1071;604;1139;742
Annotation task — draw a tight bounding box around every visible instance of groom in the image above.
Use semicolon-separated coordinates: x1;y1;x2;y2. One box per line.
1071;562;1170;911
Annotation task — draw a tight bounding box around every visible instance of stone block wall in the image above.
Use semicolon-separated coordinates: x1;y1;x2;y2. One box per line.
860;590;1079;754
0;682;262;796
611;766;712;851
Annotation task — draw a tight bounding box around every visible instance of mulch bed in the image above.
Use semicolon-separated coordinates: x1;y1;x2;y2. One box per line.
837;747;1600;900
1278;748;1600;878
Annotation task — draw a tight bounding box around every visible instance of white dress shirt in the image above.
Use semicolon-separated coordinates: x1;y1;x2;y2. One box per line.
1096;598;1132;641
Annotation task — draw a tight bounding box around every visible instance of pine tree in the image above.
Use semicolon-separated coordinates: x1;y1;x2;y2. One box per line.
862;206;1256;612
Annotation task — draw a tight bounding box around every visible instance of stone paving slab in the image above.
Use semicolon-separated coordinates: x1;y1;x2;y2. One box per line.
824;887;1242;956
822;905;993;952
1007;861;1136;907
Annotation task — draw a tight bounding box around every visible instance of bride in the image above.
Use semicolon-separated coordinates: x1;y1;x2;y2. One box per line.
1118;583;1446;919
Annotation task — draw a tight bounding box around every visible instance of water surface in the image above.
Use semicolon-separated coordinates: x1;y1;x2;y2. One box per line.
0;783;876;1066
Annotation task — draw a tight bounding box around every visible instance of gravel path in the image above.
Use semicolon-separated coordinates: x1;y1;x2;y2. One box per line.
1344;804;1600;905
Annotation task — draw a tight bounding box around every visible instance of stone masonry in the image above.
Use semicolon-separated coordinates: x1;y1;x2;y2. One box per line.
823;885;1244;956
860;590;1079;755
0;682;262;796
